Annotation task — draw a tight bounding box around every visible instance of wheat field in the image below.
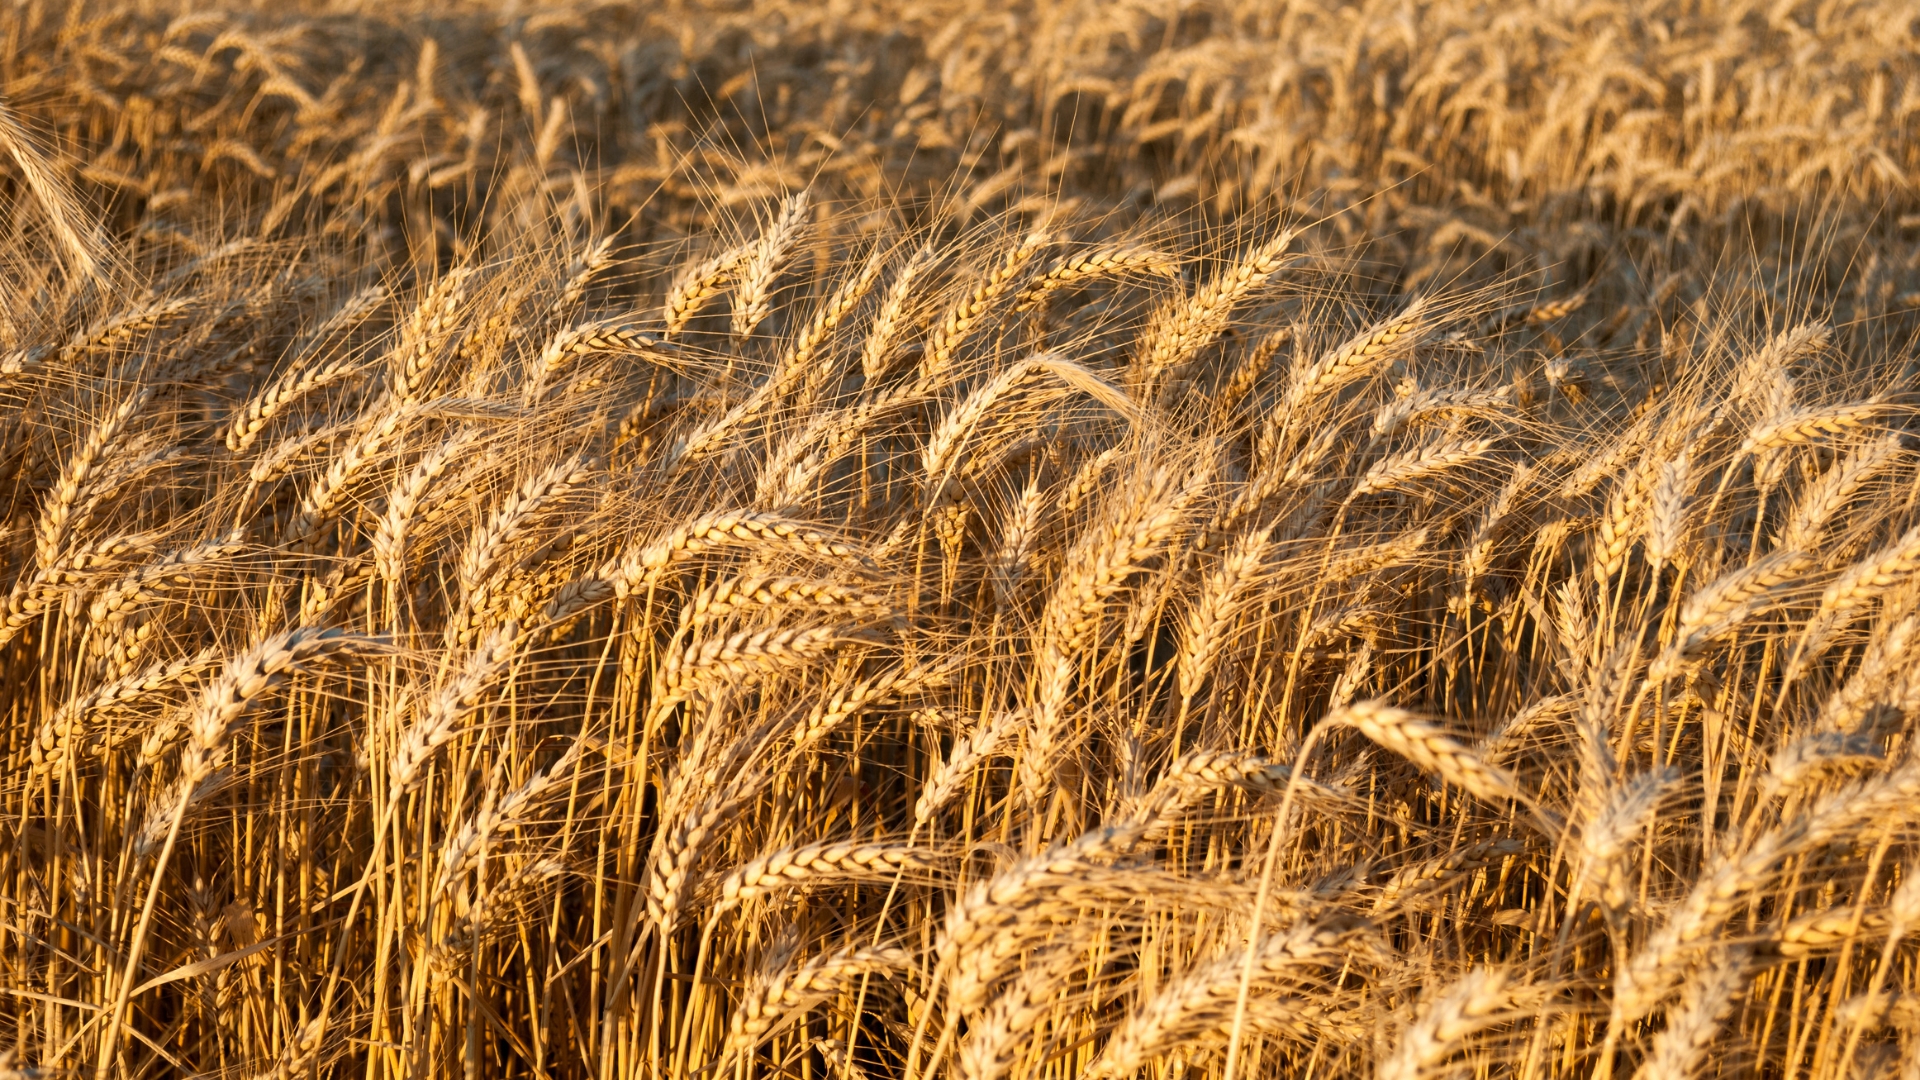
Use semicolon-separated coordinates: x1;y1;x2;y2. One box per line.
3;2;1920;1078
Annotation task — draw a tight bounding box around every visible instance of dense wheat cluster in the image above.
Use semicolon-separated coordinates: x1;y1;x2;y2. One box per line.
6;2;1920;1079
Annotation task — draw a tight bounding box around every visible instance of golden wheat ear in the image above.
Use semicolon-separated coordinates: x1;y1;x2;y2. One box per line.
0;101;106;283
731;190;811;339
1330;701;1562;835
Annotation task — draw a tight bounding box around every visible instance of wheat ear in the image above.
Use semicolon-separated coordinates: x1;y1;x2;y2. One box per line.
436;737;587;890
1281;296;1432;416
607;511;865;596
1790;522;1920;679
0;100;105;281
1577;767;1678;913
1333;701;1548;825
860;243;938;380
794;659;948;750
786;245;888;373
731;190;812;338
1014;244;1178;311
722;946;908;1061
1350;436;1497;501
101;626;378;1079
38;388;150;568
389;266;474;401
1738;398;1887;455
923;230;1049;377
714;840;938;911
1375;968;1517;1080
1613;758;1920;1023
1135;230;1295;390
86;533;247;628
287;396;419;542
1779;433;1903;549
1176;522;1278;700
1088;917;1368;1079
372;433;475;583
916;709;1024;824
1647;549;1811;682
389;623;521;792
662;238;753;338
31;646;220;776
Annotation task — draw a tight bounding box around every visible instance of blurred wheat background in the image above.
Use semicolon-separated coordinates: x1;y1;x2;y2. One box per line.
4;1;1920;1078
